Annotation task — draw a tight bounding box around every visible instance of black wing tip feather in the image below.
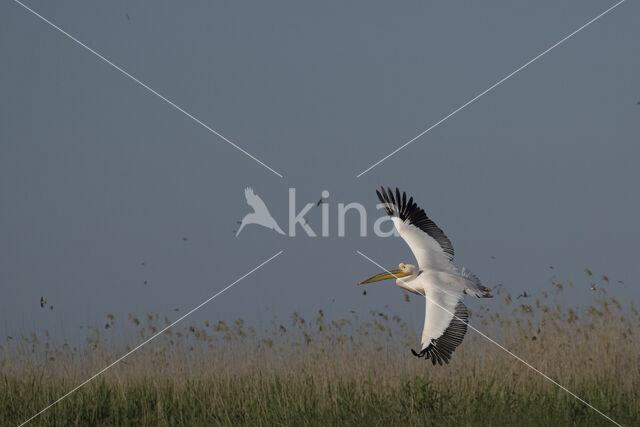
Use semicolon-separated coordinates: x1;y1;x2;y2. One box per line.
376;189;392;216
412;302;469;366
377;186;455;260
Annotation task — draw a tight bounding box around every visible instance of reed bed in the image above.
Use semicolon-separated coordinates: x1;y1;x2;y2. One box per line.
1;275;638;426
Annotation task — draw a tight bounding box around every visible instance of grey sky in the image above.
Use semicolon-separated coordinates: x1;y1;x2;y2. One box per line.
1;0;639;341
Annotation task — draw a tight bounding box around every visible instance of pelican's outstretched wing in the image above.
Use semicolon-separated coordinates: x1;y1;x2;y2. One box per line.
412;285;468;365
377;187;455;272
244;187;270;216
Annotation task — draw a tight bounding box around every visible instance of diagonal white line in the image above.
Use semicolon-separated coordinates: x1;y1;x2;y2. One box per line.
19;250;284;426
12;0;284;178
356;250;622;427
356;0;626;177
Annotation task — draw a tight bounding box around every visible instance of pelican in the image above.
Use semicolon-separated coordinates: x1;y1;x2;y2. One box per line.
359;187;492;365
236;187;285;236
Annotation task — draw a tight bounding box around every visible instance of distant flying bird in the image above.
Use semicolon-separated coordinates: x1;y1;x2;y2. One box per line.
359;187;492;365
517;291;530;299
40;296;46;308
236;187;285;236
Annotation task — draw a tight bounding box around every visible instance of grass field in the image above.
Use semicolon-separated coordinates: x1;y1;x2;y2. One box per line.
2;275;638;426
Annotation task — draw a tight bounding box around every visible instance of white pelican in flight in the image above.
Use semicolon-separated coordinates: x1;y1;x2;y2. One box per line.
359;187;492;365
236;187;285;236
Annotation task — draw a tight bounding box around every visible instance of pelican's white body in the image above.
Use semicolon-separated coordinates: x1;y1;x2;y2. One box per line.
394;266;482;350
371;187;492;363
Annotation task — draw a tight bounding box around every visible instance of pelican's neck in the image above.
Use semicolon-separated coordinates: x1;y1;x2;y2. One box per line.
396;271;422;295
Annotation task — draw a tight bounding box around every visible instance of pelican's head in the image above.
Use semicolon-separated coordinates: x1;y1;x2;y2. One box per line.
358;263;418;285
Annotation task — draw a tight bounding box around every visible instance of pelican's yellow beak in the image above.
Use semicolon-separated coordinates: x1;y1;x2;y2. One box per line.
358;268;411;285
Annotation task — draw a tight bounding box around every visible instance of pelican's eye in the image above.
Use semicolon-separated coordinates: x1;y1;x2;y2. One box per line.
399;263;406;271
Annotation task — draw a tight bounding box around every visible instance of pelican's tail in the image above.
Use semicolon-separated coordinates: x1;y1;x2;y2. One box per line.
461;267;492;298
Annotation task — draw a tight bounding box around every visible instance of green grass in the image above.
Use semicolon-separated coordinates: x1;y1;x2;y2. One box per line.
2;276;639;426
3;376;637;426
